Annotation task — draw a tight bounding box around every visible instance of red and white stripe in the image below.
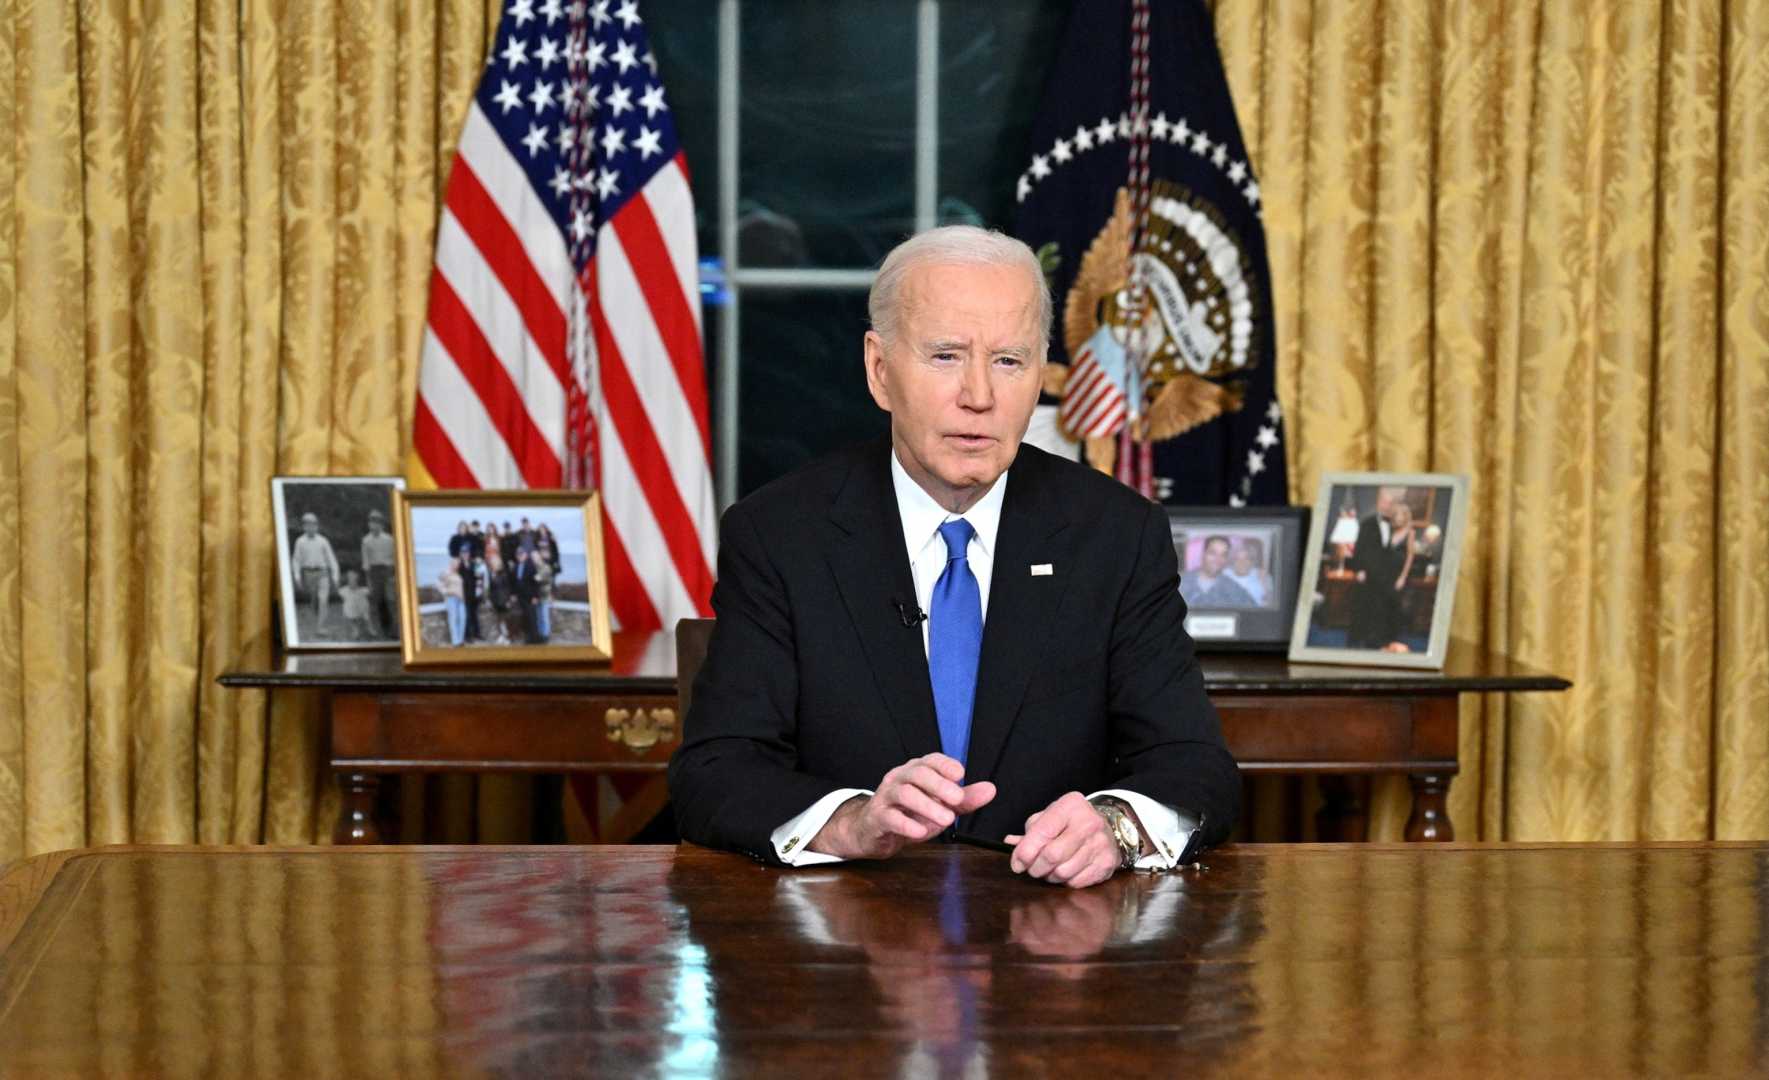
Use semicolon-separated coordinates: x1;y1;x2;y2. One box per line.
1058;341;1129;440
414;101;715;632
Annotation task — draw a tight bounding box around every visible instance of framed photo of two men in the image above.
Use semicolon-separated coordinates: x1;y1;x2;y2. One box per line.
1290;471;1471;669
270;476;407;651
1168;506;1310;652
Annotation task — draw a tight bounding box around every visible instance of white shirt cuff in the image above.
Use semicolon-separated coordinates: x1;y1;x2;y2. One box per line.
1089;788;1200;870
771;788;873;865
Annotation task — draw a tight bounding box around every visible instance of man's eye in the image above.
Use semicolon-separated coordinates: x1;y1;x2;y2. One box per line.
994;355;1025;367
932;352;958;363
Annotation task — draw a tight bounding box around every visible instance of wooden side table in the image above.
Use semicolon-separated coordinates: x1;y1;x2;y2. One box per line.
1199;647;1568;841
221;637;679;844
220;638;1568;845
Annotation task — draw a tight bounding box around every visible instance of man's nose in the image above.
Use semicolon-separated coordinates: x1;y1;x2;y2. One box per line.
958;355;994;410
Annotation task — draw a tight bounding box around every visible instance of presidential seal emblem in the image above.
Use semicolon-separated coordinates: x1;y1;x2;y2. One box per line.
1045;181;1266;476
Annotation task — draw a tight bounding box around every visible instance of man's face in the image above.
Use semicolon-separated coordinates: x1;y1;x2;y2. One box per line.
1201;539;1229;576
302;519;318;535
863;261;1043;512
1232;548;1253;574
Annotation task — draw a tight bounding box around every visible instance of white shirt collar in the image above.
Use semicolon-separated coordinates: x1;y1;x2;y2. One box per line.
889;447;1007;561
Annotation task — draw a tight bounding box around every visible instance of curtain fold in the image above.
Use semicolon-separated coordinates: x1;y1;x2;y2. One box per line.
1;1;1764;863
1;1;500;862
1713;0;1769;839
1213;0;1769;840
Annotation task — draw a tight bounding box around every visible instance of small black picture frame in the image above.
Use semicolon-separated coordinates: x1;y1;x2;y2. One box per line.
1166;505;1310;652
271;475;406;651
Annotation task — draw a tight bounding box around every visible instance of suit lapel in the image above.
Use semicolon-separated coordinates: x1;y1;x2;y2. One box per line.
825;446;942;760
964;450;1076;789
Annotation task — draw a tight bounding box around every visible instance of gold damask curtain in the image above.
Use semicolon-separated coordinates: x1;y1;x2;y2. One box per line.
0;1;501;865
1212;0;1768;840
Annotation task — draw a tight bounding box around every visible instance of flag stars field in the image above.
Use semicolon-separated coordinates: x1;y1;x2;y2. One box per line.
1017;110;1264;213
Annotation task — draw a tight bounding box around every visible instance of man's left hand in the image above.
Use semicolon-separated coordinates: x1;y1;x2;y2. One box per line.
1005;791;1121;889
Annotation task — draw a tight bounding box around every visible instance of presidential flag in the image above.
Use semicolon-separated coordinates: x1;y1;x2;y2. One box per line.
1012;0;1286;507
413;0;715;633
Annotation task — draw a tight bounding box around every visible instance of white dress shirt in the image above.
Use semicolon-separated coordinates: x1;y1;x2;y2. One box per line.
770;448;1198;869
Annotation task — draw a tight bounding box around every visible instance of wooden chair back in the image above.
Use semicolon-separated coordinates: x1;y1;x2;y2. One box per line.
674;618;715;719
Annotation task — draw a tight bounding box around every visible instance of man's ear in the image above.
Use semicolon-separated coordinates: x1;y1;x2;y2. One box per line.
863;330;892;412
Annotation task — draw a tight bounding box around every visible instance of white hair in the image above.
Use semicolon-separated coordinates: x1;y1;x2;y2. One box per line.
868;225;1052;352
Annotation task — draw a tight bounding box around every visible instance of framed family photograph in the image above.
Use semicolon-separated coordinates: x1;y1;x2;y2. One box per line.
1169;506;1309;651
271;476;407;651
1289;472;1470;669
393;489;613;666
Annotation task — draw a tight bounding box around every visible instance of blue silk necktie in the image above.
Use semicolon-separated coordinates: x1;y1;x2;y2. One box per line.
929;519;983;767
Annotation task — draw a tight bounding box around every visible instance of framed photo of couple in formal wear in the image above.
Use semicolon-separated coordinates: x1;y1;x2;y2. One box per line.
270;476;407;651
392;489;612;666
1167;506;1310;652
1289;472;1469;669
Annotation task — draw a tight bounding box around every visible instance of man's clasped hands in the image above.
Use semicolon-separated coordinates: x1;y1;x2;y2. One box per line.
808;752;1128;889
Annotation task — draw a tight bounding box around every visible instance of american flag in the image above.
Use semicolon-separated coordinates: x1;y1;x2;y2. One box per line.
1057;327;1132;440
413;0;715;632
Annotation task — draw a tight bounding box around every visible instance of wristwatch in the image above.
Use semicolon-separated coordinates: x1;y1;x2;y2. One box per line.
1091;797;1143;869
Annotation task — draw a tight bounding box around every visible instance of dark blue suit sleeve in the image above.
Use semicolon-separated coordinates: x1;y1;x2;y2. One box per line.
667;502;851;861
1103;500;1241;847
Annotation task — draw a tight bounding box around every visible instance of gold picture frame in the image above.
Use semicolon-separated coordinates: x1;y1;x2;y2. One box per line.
392;489;613;666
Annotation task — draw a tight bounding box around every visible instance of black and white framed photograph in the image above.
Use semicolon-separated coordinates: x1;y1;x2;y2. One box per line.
1290;472;1470;669
1168;506;1309;651
270;476;407;650
393;489;613;666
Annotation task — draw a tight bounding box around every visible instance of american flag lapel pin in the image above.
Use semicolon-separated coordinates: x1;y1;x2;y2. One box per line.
1030;563;1054;577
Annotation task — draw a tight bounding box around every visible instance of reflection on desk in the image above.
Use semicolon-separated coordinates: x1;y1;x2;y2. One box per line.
2;843;1764;1076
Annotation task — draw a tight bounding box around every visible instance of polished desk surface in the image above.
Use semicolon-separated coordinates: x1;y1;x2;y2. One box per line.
0;843;1755;1077
219;635;1569;694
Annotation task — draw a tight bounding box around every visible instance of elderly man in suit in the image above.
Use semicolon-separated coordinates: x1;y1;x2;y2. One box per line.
669;226;1239;888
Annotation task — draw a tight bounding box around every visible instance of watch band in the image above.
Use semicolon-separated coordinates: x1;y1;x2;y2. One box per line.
1090;797;1142;869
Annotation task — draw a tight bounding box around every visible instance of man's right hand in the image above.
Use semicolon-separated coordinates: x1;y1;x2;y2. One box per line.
809;753;996;860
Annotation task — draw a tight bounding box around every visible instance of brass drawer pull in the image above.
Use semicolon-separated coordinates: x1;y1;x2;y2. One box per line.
605;707;677;755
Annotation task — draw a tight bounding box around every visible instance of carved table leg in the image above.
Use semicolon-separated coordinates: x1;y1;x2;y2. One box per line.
1317;775;1370;842
1405;773;1454;841
335;772;383;845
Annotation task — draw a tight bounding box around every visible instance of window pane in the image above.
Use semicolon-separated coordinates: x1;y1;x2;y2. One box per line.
738;0;917;269
937;1;1068;229
739;290;886;495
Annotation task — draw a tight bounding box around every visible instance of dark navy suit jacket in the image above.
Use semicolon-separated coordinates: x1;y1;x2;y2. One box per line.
668;439;1240;863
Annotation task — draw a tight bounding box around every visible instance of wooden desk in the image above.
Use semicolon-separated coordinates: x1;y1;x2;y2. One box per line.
3;843;1762;1077
219;639;1567;845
